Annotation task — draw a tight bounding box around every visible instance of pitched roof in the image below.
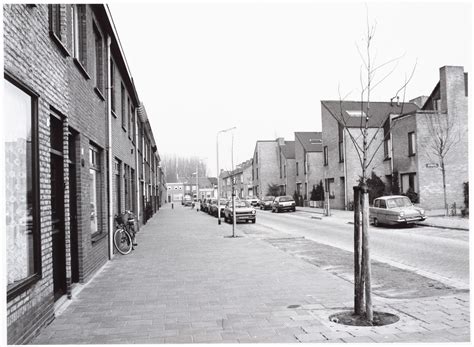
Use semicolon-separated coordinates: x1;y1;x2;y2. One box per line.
295;132;323;152
321;100;419;128
282;141;295;159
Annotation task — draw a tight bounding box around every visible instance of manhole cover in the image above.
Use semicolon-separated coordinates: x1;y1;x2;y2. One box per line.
329;311;399;326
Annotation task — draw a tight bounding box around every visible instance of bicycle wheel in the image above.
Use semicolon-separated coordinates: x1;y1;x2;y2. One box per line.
114;228;132;255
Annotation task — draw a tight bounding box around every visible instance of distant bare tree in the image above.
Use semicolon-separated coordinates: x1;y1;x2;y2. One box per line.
162;155;208;183
330;11;416;323
423;111;462;215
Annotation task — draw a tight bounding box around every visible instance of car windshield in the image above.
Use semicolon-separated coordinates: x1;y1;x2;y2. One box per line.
386;197;413;208
264;196;274;201
279;196;294;202
233;201;250;208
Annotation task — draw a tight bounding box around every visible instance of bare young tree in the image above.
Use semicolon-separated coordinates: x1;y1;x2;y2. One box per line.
423;111;462;215
329;12;416;323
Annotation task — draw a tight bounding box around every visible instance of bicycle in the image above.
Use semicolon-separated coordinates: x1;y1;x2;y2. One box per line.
113;210;137;255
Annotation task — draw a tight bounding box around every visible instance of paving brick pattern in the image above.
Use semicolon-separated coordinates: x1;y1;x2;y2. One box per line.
31;206;470;344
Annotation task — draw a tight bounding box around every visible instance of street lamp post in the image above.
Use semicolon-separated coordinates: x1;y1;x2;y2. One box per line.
231;131;236;237
216;126;236;225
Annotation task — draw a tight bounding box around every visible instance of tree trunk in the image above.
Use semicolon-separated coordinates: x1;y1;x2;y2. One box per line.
353;186;363;315
441;159;448;216
360;183;372;321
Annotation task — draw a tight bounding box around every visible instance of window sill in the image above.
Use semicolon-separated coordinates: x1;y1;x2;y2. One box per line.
384;157;391;161
111;110;117;118
91;232;107;245
94;87;105;101
7;273;41;301
408;154;416;157
49;32;71;57
73;58;91;80
122;126;127;133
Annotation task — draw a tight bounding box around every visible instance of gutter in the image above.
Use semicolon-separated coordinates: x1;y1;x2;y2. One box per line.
134;107;140;228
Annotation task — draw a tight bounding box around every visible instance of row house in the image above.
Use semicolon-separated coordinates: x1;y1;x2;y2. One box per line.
391;66;469;210
294;132;323;205
277;138;296;196
251;138;296;198
4;4;163;344
219;159;253;199
137;103;162;223
166;182;185;203
180;176;217;201
320;100;418;209
320;65;468;211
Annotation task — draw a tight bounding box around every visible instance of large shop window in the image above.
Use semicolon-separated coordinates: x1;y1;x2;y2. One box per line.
89;144;102;236
4;76;41;299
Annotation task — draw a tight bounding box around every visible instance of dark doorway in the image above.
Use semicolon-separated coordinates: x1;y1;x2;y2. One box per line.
68;130;79;284
50;115;66;301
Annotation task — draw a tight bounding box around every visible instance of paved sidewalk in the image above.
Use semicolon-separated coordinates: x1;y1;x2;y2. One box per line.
31;205;469;344
296;206;470;231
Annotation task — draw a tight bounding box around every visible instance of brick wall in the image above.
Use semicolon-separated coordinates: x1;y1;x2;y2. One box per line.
322;105;387;209
4;4;69;344
253;141;280;198
392;66;468;210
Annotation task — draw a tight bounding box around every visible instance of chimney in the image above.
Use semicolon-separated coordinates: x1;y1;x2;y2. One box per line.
276;137;285;146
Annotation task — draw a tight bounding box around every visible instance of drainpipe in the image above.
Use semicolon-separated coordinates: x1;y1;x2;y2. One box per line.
134;107;140;228
106;36;114;259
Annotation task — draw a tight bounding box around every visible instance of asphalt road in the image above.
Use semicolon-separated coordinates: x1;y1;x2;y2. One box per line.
240;209;470;290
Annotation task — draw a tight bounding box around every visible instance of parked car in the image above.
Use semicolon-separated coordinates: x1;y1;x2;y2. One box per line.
260;196;275;210
246;197;260;207
200;198;210;212
209;199;228;218
224;200;256;223
369;195;426;226
183;195;192;207
207;199;216;215
272;195;296;212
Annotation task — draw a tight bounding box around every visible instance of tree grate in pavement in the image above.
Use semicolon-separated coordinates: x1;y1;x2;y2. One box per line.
264;237;461;299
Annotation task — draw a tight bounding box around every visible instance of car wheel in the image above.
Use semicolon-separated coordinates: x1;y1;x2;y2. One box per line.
373;218;379;227
252;219;256;224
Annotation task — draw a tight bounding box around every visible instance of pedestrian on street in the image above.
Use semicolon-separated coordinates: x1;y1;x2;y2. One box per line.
171;202;174;209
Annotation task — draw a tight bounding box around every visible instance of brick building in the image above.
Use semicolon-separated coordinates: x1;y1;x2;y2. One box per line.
277;138;296;197
252;140;279;198
4;4;162;344
321;100;418;209
220;159;253;199
391;66;469;210
294;132;323;205
166;182;185;203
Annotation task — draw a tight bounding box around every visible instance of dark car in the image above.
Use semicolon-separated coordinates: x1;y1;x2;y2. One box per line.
272;195;296;213
224;200;256;223
260;196;275;210
209;199;228;218
201;198;210;213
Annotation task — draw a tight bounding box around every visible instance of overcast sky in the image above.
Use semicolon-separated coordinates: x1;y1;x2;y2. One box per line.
109;1;471;177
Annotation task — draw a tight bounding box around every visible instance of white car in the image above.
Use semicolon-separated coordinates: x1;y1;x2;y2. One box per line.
246;197;260;207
